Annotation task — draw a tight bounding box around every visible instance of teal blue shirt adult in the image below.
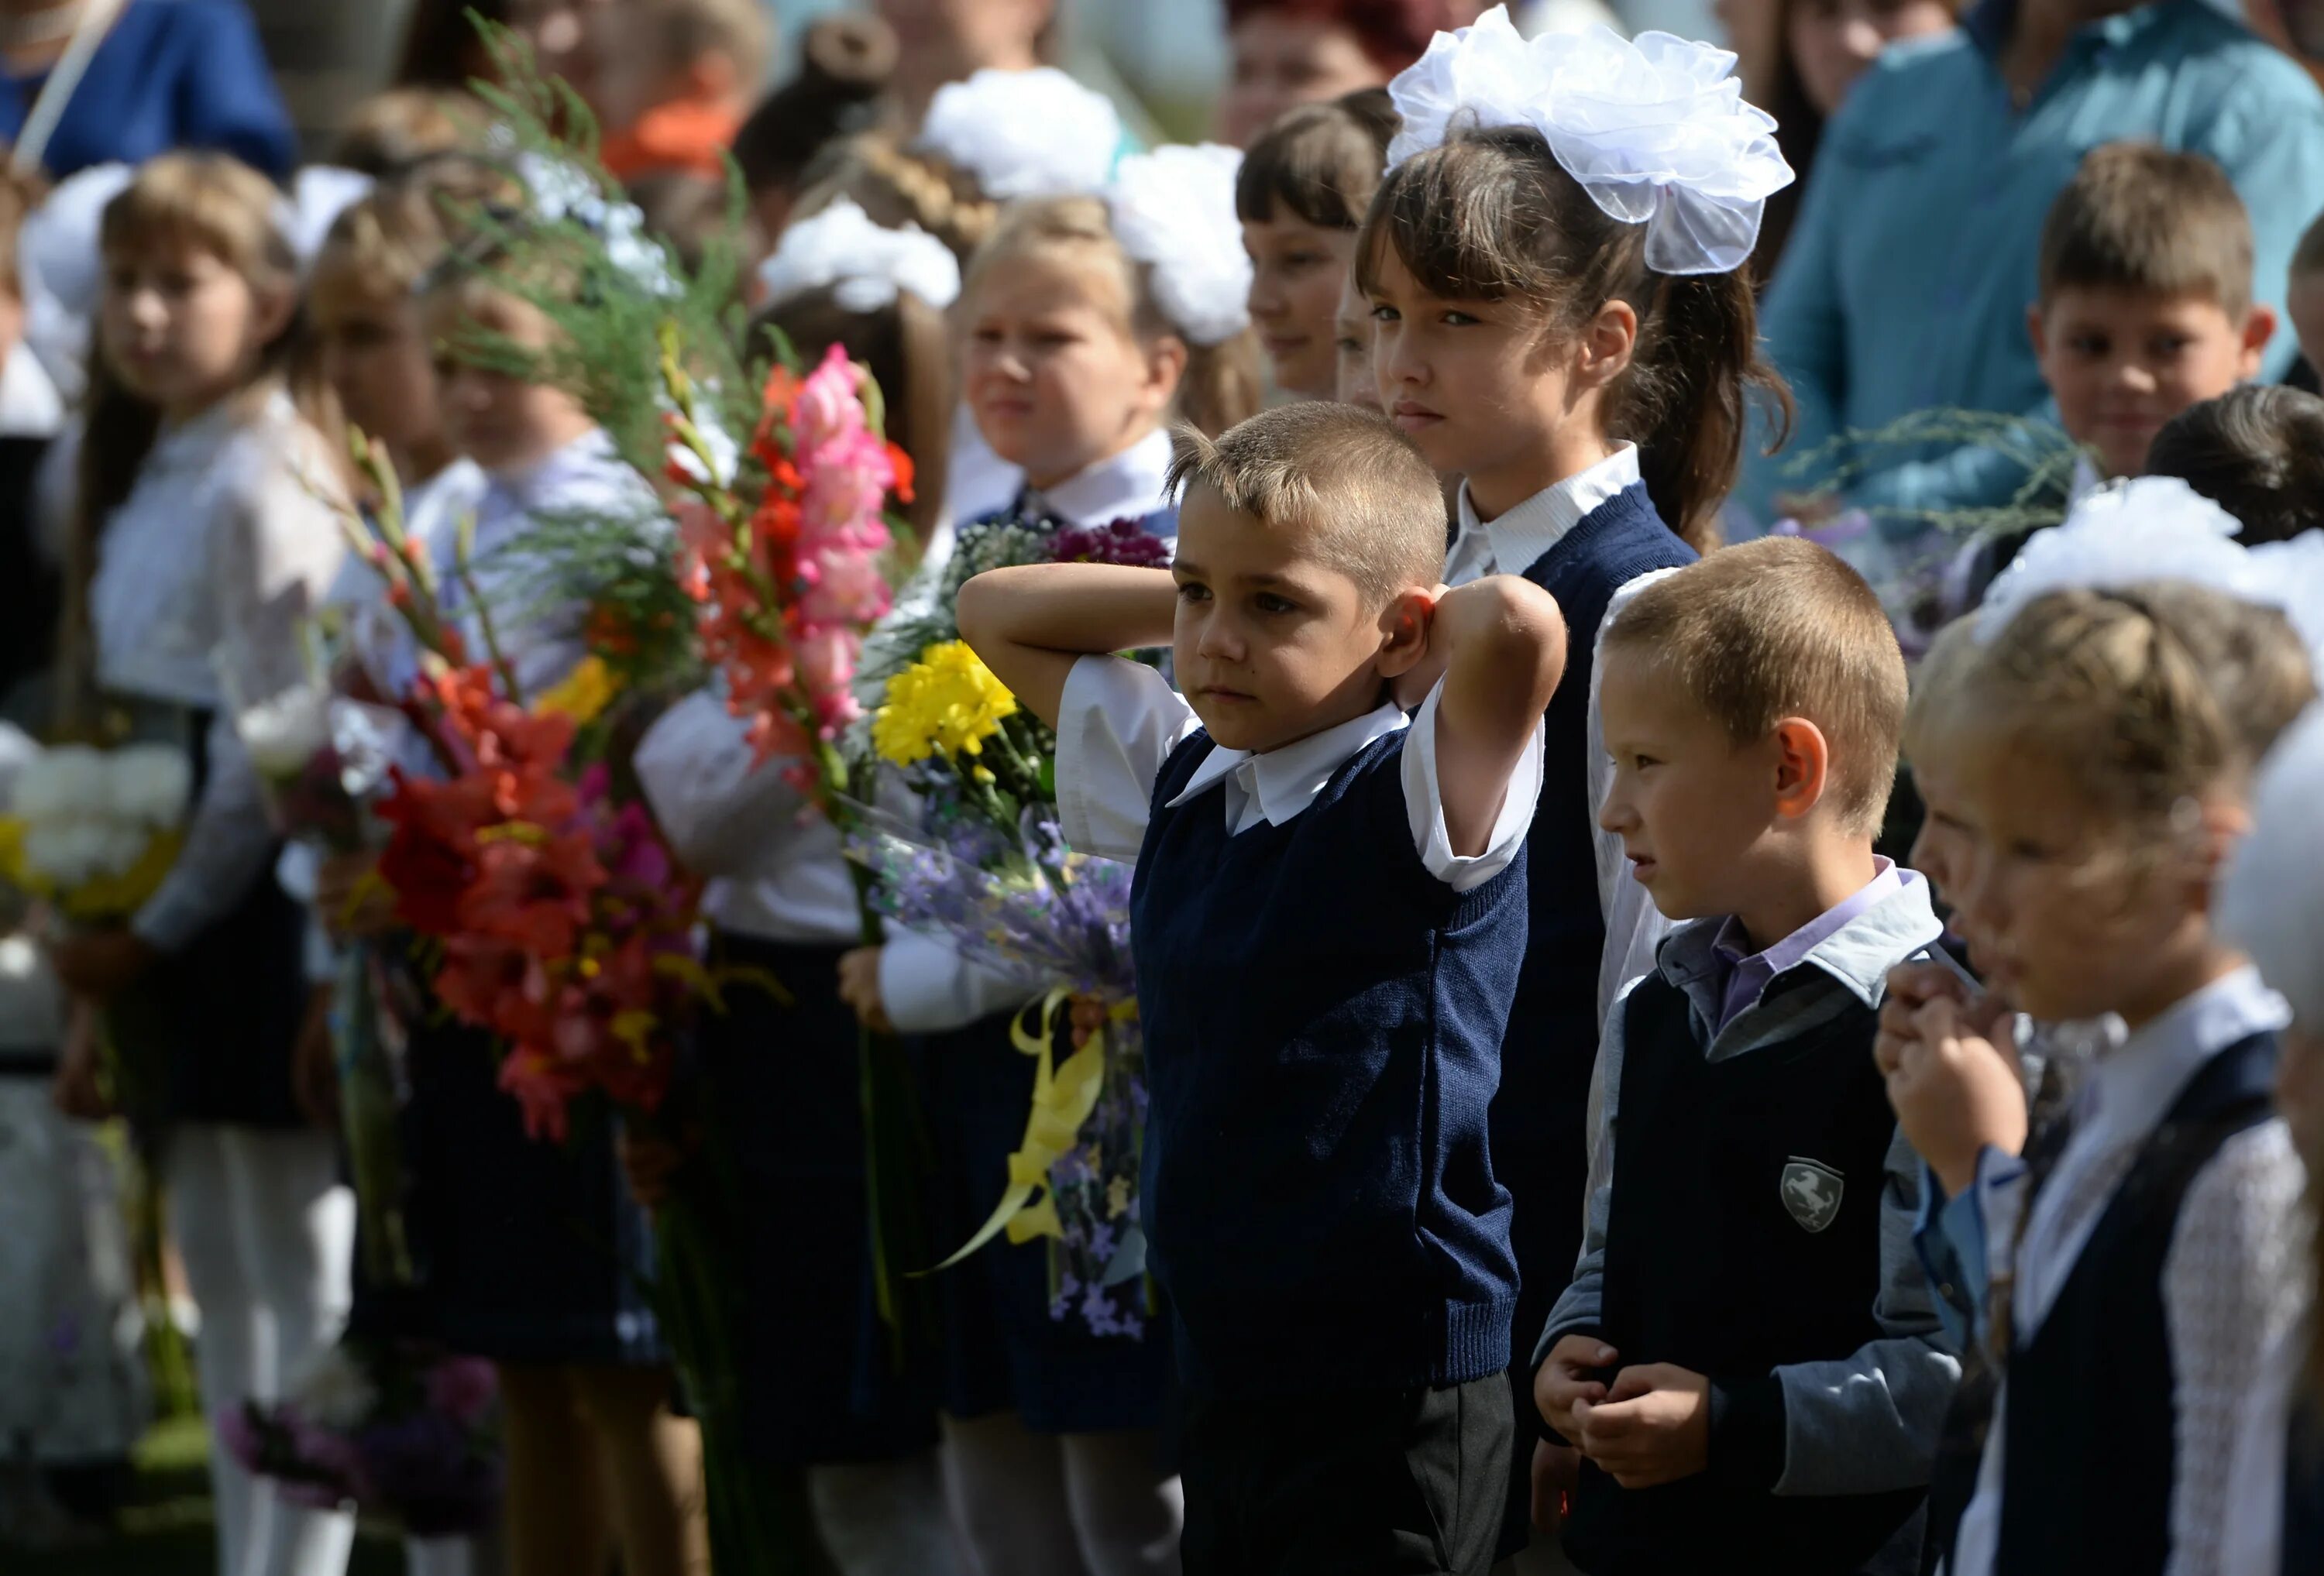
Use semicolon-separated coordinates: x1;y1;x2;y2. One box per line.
1741;0;2324;525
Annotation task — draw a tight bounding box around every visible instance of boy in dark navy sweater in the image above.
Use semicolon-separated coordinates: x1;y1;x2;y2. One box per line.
1531;538;1959;1576
959;402;1568;1576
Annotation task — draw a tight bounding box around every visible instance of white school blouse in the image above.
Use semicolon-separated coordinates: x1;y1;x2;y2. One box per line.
1438;443;1673;1028
1947;967;2306;1576
90;390;346;953
1056;658;1543;892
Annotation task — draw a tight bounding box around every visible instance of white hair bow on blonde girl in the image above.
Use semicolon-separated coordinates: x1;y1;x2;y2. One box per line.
1387;9;1793;276
1105;143;1252;348
1978;475;2324;671
755;197;962;313
916;66;1123;201
277;166;375;274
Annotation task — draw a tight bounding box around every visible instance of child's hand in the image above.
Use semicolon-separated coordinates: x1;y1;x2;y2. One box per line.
315;849;394;939
837;947;895;1034
1535;1333;1615;1440
1573;1363;1710;1488
47;929;155;999
51;1001;108;1121
1531;1440;1581;1535
1875;973;2027;1197
1390;584;1449;711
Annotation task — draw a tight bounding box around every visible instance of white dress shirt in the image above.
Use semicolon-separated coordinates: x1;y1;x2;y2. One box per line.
1055;656;1542;892
1949;967;2306;1576
1019;427;1175;530
89;390;347;953
1439;443;1673;1026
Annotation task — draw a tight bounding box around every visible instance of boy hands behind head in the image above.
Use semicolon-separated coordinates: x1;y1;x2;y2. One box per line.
2030;143;2272;485
1534;537;1955;1575
959;403;1564;1569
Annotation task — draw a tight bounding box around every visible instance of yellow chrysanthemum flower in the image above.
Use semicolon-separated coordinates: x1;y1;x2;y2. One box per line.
873;641;1019;767
535;655;617;726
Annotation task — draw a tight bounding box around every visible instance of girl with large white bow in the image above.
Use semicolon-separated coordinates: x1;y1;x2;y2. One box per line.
1351;15;1796;1567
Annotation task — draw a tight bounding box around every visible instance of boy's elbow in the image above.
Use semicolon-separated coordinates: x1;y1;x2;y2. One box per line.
1475;578;1568;703
954;569;1006;652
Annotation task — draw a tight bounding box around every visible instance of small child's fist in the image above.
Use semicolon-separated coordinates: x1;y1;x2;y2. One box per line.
1536;1333;1616;1441
1875;981;2027;1197
1573;1362;1710;1488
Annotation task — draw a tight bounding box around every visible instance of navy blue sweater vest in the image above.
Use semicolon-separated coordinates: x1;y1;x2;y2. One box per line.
1501;483;1695;1370
1129;727;1528;1394
1567;973;1924;1574
1995;1031;2278;1576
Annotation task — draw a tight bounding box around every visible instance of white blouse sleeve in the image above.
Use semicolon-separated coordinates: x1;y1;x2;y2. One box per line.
1401;678;1543;892
2161;1120;2307;1576
634;689;816;879
1054;656;1201;863
1589;569;1679;1028
133;445;346;953
876;929;1036;1035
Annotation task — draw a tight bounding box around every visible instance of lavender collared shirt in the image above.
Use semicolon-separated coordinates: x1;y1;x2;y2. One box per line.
1710;858;1912;1033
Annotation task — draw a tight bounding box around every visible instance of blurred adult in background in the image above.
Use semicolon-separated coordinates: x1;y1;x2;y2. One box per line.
591;0;772;180
873;0;1053;129
395;0;602;102
1216;0;1449;146
0;0;295;179
1748;0;1961;283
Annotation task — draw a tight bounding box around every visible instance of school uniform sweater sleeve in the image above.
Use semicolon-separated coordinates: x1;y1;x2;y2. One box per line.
2161;1121;2306;1576
1533;973;1640;1368
132;442;344;954
1755;1124;1961;1497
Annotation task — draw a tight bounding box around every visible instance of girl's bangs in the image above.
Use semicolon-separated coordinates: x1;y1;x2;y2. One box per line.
1356;139;1533;304
100;165;284;278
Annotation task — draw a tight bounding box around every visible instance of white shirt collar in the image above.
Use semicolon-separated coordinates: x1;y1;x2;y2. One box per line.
2080;964;2289;1147
1454;443;1640;575
1164;698;1408;833
1025;427;1174;528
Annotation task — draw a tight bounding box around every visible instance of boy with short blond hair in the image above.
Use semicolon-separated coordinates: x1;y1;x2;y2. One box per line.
960;400;1566;1574
1532;536;1957;1576
2031;142;2273;486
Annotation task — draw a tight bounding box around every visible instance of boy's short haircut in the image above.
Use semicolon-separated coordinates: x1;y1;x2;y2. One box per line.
1164;403;1446;604
1234;88;1397;229
2294;206;2324;280
2037;142;2254;318
2146;385;2324;546
654;0;773;88
1604;537;1910;835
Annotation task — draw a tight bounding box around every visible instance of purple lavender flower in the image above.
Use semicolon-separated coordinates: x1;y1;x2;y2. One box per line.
1048;520;1171;570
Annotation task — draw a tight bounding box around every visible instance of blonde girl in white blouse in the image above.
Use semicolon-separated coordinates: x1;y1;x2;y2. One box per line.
46;153;356;1576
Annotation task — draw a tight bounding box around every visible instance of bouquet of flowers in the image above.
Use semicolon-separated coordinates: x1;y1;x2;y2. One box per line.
217;615;413;853
0;742;190;922
855;637;1152;1337
221;1340;501;1537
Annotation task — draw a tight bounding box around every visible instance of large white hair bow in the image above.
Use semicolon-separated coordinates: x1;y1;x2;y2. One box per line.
1978;476;2324;670
17;162;131;401
277;166;375;274
1387;11;1793;276
757;198;961;313
917;67;1122;200
2218;702;2324;1024
1106;143;1251;348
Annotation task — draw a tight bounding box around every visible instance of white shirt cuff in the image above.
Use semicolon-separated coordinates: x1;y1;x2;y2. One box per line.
1401;678;1544;893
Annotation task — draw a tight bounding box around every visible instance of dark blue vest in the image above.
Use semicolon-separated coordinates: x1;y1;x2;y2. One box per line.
1129;727;1528;1393
1501;482;1695;1386
1996;1030;2279;1576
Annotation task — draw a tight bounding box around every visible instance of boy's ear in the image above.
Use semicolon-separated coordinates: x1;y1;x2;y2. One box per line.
1771;716;1833;821
2238;302;2279;377
1372;585;1434;679
2026;303;2049;360
2185;795;2256;913
252;281;298;350
1143;332;1191;411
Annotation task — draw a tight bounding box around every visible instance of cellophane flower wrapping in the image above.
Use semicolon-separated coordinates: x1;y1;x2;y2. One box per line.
221;1339;502;1537
0;742;190;922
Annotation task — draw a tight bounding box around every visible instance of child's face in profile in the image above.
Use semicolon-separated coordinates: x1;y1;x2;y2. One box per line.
2288;268;2324;381
313;269;442;465
1597;651;1791;929
99;239;287;417
1913;737;2196;1023
1169;483;1417;754
1243;211;1353;402
1333;272;1378;414
962;255;1178;491
2031;285;2270;479
422;287;594;474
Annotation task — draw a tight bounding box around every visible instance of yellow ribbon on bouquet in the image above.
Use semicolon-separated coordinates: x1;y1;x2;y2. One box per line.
923;987;1119;1272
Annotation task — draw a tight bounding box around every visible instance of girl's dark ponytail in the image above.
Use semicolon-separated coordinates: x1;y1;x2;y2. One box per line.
1627;270;1793;553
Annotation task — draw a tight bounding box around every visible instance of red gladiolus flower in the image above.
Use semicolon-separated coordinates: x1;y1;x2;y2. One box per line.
456;829;605;961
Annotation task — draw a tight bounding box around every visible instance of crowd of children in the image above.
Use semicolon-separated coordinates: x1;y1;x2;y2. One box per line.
10;4;2324;1576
